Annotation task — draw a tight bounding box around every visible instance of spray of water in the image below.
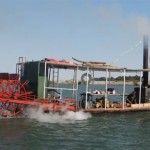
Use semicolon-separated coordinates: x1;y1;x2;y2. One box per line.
25;106;92;123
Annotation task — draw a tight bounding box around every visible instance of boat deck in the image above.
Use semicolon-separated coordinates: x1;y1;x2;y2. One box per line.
83;106;150;113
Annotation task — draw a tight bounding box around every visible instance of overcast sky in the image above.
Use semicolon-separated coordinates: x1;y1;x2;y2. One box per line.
0;0;150;73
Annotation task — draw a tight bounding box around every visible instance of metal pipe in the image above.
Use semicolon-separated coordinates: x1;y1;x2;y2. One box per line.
139;71;142;108
43;62;47;98
75;66;79;108
142;35;149;86
123;69;126;109
85;67;89;109
105;68;108;110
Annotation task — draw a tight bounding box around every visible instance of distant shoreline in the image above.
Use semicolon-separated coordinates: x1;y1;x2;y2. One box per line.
90;81;139;85
61;80;140;85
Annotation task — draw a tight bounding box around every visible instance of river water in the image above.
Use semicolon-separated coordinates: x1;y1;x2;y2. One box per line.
0;85;150;150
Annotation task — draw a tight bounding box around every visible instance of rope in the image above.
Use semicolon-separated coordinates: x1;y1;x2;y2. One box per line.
112;40;142;64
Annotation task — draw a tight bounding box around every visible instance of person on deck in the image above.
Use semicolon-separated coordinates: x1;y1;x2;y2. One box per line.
126;91;136;105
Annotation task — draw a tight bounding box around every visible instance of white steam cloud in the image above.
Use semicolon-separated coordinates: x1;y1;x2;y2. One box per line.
25;106;92;124
98;4;150;36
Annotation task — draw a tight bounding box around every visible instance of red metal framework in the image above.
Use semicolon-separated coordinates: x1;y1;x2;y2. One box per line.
0;73;36;117
0;73;77;117
0;80;33;100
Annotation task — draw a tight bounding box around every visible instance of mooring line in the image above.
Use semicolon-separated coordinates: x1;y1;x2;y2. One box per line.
112;40;142;64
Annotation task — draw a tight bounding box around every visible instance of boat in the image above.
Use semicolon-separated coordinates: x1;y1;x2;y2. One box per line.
0;36;150;117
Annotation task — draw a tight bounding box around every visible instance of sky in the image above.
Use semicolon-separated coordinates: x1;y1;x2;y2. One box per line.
0;0;150;73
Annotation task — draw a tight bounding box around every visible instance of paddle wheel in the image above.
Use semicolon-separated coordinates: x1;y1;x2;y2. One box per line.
0;73;35;117
0;57;78;117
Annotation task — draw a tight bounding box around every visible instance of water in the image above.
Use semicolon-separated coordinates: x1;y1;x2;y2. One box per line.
60;84;135;103
0;112;150;150
0;85;150;150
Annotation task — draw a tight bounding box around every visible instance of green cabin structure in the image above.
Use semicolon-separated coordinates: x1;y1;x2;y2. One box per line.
17;58;78;99
20;61;48;99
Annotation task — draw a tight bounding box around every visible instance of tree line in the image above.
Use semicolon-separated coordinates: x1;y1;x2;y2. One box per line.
94;75;140;81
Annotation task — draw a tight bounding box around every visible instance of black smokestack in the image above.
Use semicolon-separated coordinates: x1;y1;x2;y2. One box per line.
142;35;149;86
